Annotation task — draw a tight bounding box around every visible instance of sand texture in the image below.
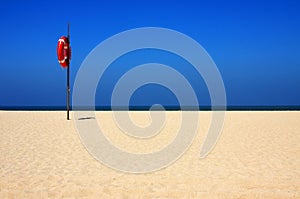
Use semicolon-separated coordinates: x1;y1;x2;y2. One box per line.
0;111;299;198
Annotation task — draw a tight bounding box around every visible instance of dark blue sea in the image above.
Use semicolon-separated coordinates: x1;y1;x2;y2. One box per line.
1;106;300;111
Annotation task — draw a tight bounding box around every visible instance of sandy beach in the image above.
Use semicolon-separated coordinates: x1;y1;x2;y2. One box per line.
0;111;299;198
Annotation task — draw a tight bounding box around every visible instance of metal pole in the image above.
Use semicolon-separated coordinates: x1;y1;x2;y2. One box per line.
67;23;70;120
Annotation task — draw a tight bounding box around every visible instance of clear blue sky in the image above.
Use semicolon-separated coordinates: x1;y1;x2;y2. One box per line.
0;0;299;107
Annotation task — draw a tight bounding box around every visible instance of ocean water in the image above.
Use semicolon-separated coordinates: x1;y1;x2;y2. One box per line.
1;106;300;111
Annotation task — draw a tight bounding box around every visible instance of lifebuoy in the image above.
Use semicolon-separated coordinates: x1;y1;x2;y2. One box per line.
57;36;71;68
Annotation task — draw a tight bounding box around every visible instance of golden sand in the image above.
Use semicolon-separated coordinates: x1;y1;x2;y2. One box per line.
0;111;299;198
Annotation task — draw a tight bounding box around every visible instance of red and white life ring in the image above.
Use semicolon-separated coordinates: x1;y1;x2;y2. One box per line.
57;36;71;68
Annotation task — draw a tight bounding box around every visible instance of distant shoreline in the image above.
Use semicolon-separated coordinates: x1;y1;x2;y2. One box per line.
1;106;300;111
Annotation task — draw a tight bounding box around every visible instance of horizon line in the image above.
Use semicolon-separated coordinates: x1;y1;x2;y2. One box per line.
1;105;300;111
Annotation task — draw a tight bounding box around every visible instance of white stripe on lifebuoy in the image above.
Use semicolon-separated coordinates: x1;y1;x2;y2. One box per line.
58;39;65;43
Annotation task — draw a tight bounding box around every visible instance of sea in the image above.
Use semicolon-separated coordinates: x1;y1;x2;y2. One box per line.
1;106;300;111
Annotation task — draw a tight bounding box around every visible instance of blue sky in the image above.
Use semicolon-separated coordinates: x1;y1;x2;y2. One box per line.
0;0;299;107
